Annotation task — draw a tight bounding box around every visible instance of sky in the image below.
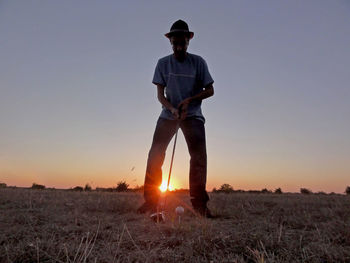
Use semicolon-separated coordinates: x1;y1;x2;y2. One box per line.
1;0;349;193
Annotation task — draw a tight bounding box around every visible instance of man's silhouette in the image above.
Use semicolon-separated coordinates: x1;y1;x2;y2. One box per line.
137;20;215;218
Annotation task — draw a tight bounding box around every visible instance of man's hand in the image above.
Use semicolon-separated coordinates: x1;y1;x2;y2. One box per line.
177;98;191;120
157;85;181;119
157;83;214;121
170;107;180;119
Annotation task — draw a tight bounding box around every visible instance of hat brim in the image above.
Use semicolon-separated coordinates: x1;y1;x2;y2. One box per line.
165;31;194;39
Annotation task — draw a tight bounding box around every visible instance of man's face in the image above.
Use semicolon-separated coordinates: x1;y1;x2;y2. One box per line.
170;34;190;58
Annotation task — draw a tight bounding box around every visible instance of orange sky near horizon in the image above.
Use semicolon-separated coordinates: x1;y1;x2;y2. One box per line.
1;162;348;194
1;126;349;193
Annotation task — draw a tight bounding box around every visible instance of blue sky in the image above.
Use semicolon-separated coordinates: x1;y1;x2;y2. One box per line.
1;0;349;192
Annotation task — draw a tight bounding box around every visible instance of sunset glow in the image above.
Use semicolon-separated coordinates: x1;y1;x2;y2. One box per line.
159;180;174;192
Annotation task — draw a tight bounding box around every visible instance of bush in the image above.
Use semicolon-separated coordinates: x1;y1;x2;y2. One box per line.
345;186;350;195
84;183;92;191
116;181;129;192
300;188;312;194
274;188;282;194
261;188;272;194
72;186;83;191
31;183;45;190
0;183;7;188
219;184;234;193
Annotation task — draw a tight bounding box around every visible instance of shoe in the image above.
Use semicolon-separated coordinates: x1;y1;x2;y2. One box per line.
193;206;214;218
137;202;157;214
150;211;166;223
190;198;214;218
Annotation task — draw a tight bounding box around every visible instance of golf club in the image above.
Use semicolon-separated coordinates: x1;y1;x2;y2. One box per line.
150;113;182;223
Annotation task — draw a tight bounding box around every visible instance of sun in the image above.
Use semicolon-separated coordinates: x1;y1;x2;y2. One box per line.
159;180;174;192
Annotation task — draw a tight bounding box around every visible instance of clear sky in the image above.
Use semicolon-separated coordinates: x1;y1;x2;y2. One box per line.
1;0;349;193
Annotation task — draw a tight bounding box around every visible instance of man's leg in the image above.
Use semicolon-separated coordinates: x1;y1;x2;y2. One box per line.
180;118;210;209
142;117;178;208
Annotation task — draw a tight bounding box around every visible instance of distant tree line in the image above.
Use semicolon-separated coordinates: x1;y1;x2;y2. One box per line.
71;181;131;192
212;184;283;194
211;184;349;195
2;181;350;195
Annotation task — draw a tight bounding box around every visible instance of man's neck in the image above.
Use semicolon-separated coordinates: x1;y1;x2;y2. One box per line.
173;52;187;62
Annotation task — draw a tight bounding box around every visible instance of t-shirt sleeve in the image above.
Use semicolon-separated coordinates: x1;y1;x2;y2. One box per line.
152;60;166;86
199;58;214;87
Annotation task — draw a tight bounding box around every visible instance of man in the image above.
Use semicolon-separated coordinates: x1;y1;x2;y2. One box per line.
137;19;215;218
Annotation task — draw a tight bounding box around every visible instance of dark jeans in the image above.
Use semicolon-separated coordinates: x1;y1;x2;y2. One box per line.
144;117;209;207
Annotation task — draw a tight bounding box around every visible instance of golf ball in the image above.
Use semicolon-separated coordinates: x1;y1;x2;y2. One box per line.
175;206;184;215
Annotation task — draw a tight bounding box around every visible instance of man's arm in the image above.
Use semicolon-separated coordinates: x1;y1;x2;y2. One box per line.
177;83;214;120
157;84;180;119
189;83;214;103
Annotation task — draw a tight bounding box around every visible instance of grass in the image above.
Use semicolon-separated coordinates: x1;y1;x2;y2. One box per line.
1;188;350;262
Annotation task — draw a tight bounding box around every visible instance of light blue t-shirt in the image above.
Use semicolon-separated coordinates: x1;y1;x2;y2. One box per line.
152;52;214;123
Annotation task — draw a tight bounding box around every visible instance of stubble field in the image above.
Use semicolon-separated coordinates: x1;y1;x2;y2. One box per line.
1;188;350;262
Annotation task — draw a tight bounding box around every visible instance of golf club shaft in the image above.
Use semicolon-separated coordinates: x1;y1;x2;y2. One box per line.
167;123;179;191
163;122;180;209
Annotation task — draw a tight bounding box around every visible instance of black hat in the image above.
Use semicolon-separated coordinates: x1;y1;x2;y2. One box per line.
165;20;194;39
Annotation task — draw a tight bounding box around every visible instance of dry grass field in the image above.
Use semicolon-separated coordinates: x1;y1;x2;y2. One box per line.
1;188;350;262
